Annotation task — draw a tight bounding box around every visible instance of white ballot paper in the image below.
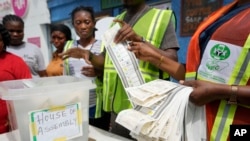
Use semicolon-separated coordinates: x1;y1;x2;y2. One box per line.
102;23;145;107
116;79;207;141
102;23;145;89
102;24;206;141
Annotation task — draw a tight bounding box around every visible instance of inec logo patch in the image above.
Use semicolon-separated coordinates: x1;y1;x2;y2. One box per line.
205;43;230;71
198;40;239;83
210;44;230;60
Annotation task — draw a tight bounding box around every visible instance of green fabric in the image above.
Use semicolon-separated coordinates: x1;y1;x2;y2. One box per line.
94;77;104;118
63;40;74;75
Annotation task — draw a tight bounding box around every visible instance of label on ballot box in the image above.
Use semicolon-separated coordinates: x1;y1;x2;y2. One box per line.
29;103;82;141
230;125;250;141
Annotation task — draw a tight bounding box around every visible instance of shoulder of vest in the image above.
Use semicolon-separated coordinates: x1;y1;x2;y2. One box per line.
139;8;173;24
149;8;173;14
64;40;74;50
66;40;74;45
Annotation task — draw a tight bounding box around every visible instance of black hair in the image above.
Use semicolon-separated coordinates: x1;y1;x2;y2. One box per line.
0;24;11;50
70;6;95;25
2;14;24;27
50;24;72;40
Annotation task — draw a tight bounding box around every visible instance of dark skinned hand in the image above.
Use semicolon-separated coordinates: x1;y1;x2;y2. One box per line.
113;19;142;43
180;80;223;106
58;47;91;64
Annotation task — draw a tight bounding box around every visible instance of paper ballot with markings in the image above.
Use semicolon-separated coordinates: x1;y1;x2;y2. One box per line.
102;23;206;141
102;23;144;89
116;79;207;141
102;23;145;107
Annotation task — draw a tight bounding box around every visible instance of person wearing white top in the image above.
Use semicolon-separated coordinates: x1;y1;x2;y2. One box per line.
2;14;47;78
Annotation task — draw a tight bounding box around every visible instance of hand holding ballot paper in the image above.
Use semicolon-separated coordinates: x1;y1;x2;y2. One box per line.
102;23;207;141
102;23;145;88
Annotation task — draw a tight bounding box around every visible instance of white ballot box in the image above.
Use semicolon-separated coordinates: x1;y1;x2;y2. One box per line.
0;125;133;141
0;76;95;141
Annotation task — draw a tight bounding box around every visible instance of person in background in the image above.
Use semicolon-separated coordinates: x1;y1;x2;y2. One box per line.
64;6;110;131
2;14;47;78
46;24;72;76
0;24;31;134
128;0;250;140
59;0;179;138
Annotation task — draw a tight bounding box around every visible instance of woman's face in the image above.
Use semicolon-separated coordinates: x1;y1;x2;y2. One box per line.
4;21;24;46
50;31;67;50
0;34;4;53
73;10;95;39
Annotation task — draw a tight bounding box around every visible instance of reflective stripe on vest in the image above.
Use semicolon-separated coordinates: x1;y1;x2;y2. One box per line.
185;72;197;81
63;40;74;75
94;78;103;118
211;34;250;141
137;9;171;81
103;9;172;112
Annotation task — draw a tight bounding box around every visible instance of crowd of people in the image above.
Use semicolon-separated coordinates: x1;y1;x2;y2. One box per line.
0;0;249;140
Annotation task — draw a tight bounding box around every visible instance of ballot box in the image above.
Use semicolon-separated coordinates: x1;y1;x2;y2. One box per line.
0;76;95;141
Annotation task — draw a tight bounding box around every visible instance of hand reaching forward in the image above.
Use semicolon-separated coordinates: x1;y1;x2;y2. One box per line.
58;48;91;64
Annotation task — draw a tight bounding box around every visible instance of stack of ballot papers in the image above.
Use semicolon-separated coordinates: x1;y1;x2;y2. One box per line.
116;79;207;141
102;23;207;141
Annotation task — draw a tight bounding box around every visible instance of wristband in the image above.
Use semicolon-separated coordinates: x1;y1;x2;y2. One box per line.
157;55;164;67
228;85;238;104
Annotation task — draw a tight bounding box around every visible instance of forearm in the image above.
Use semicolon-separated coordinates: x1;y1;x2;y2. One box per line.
238;85;250;105
146;45;185;80
149;53;185;80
